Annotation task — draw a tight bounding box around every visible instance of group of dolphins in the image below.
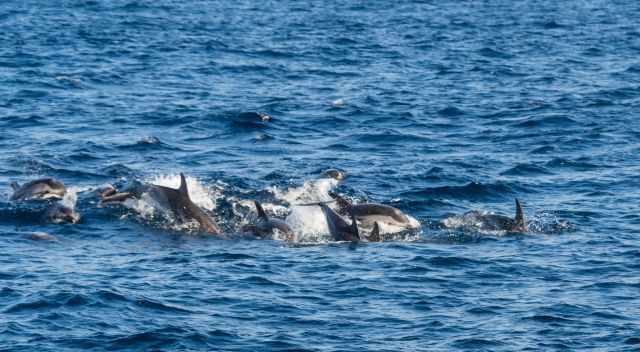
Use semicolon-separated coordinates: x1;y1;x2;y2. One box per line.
8;169;531;242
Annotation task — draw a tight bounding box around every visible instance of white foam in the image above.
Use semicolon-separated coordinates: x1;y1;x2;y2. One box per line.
124;196;160;220
270;178;338;205
61;186;91;209
285;205;331;242
332;98;346;107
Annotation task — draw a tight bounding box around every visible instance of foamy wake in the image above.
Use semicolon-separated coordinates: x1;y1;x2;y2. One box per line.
269;178;338;205
286;205;332;242
61;186;91;209
440;210;573;236
266;178;341;242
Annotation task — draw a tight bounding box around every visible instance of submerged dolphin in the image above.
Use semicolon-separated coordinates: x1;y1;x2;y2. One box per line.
10;178;66;201
245;201;294;241
319;203;360;242
100;173;220;235
440;199;527;233
330;192;417;230
44;203;80;224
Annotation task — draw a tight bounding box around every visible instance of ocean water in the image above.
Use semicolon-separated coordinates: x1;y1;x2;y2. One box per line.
1;1;640;350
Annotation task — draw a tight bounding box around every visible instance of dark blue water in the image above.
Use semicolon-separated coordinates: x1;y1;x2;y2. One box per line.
2;1;640;350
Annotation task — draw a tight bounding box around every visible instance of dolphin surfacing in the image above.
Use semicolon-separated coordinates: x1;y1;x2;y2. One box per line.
440;199;528;233
319;203;360;242
10;178;66;201
330;192;417;230
100;173;220;235
247;201;295;241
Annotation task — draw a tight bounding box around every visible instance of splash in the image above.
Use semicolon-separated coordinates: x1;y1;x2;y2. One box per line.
61;186;90;209
526;211;576;234
331;98;346;107
285;205;332;243
270;178;338;205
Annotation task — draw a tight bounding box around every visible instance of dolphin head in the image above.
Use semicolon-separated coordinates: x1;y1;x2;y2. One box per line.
322;169;345;181
45;203;80;224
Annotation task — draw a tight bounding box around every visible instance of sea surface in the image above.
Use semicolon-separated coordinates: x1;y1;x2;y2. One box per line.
1;1;639;351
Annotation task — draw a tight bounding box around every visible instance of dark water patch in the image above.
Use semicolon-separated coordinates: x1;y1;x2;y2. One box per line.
351;132;431;145
4;292;92;314
134;297;193;314
466;306;503;315
477;47;514;59
529;145;555;154
438;106;465;117
545;158;601;171
411;255;485;268
239;276;289;289
525;315;576;324
625;337;640;345
200;252;257;261
452;337;505;349
1;115;46;128
500;163;553;176
106;327;188;350
538;20;567;29
117;136;183;152
511;114;578;128
400;182;522;201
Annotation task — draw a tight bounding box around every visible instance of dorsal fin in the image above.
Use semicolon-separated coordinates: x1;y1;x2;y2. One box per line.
350;212;360;240
178;173;189;197
10;181;19;191
254;201;268;220
514;198;525;227
370;222;381;242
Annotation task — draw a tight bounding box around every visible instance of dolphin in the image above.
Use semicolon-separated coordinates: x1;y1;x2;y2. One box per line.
246;201;295;241
10;178;66;201
44;203;80;224
322;169;346;181
319;203;360;242
330;192;417;230
28;232;58;241
9;178;79;225
440;199;527;233
100;173;220;235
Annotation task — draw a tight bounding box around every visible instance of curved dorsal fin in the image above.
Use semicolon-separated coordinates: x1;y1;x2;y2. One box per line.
370;222;381;242
350;212;360;240
254;201;268;220
515;198;525;227
178;173;189;198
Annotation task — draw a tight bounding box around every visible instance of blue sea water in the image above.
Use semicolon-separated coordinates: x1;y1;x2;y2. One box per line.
1;0;640;350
